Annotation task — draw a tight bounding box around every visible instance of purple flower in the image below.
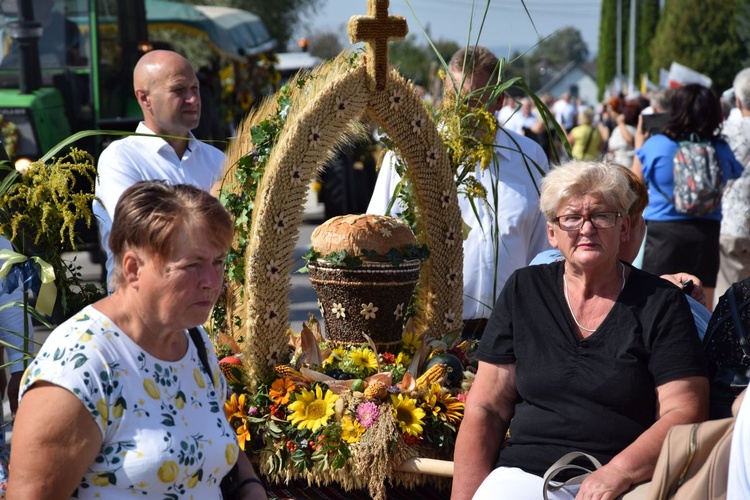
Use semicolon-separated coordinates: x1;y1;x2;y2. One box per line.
248;406;259;417
356;401;380;429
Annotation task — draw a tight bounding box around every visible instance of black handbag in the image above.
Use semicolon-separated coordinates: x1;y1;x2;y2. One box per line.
188;328;249;499
703;282;750;419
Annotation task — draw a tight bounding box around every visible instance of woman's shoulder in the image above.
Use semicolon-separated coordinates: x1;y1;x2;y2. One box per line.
32;306;124;364
513;261;562;285
644;133;676;148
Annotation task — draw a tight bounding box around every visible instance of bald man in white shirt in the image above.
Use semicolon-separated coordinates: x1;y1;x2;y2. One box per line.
94;50;225;289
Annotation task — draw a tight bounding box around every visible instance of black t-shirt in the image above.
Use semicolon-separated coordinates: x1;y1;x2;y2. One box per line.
476;261;708;477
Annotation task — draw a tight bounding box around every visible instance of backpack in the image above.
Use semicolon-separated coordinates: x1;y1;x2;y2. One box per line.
646;389;746;500
703;279;750;419
668;138;723;216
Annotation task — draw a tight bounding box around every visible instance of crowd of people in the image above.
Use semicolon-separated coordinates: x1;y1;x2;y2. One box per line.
3;39;750;498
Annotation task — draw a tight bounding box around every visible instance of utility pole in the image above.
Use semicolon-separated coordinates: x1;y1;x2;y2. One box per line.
628;0;636;94
616;0;622;93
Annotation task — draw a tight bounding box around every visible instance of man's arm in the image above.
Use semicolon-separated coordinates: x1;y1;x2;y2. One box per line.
451;361;517;500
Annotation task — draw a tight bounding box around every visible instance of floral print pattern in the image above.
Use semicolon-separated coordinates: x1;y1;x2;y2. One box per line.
19;306;237;499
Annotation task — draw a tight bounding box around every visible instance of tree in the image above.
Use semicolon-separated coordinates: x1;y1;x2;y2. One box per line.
387;36;460;89
178;0;320;51
650;0;749;92
309;31;343;60
636;0;659;82
532;26;589;66
597;0;632;100
389;35;433;88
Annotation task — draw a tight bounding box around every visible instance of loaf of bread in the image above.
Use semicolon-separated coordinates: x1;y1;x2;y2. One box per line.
310;214;417;259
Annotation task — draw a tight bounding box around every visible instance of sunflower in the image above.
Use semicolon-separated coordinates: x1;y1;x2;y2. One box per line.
391;393;426;437
395;351;412;367
269;378;296;405
224;393;252;450
323;347;347;368
423;383;464;425
287;385;339;433
349;348;378;374
341;415;366;444
224;393;248;421
234;417;252;451
401;331;420;353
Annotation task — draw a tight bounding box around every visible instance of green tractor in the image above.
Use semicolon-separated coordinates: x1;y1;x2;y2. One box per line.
0;0;149;165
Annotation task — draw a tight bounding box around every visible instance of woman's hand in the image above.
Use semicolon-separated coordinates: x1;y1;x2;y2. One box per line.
577;462;634;500
634;114;648;149
660;272;706;307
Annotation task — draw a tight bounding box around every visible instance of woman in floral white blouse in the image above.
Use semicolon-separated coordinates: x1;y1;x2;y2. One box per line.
9;181;266;499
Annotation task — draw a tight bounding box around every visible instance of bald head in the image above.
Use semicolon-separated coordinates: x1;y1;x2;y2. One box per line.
133;50;201;139
134;50;192;92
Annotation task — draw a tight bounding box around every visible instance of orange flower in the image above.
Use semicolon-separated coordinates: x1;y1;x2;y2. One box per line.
269;378;296;405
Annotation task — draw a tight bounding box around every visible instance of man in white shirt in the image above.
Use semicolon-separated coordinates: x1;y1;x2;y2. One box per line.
552;91;577;132
94;50;225;288
367;46;550;336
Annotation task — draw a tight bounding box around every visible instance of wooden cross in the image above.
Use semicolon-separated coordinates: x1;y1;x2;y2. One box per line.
348;0;408;91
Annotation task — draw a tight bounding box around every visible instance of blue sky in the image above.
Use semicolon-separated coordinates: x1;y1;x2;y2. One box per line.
300;0;603;59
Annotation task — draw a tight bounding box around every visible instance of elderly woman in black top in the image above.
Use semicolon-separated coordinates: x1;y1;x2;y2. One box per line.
452;161;708;500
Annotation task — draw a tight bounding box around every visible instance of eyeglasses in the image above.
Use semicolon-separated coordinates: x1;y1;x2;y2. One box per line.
553;212;621;231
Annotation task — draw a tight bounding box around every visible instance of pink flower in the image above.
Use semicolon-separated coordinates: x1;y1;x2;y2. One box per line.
356;401;380;429
457;393;468;403
248;406;260;417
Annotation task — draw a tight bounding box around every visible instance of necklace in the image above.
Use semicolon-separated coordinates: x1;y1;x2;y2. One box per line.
563;262;626;333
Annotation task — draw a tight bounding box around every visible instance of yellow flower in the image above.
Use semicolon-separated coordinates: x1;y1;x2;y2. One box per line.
395;352;412;367
349;348;378;374
341;416;365;443
235;419;251;451
269;378;296;405
402;331;420;353
391;393;426;437
143;379;161;399
157;461;179;483
423;383;464;425
287;385;339;433
224;393;247;420
323;347;347;367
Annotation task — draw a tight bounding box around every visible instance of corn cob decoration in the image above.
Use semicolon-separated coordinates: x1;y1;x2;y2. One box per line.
415;363;448;389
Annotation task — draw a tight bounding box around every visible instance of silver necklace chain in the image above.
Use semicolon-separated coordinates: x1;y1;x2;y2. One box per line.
563;263;625;333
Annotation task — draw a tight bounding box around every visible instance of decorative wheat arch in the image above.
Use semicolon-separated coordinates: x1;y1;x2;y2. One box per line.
226;0;464;385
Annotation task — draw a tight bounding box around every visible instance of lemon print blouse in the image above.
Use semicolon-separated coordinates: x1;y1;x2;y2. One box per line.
20;306;239;499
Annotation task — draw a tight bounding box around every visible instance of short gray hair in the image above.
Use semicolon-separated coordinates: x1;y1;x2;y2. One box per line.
734;68;750;110
540;161;636;221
